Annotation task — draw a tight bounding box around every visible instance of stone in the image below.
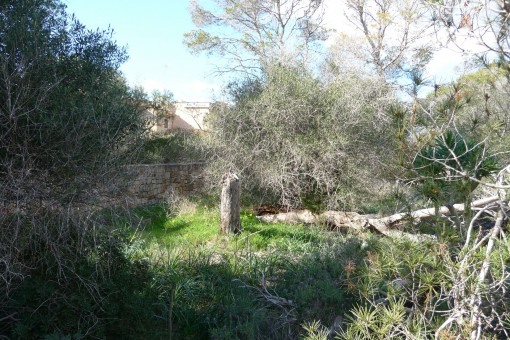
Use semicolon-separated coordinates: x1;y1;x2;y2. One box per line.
328;316;344;339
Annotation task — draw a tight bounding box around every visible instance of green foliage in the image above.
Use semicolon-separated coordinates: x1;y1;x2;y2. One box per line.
0;1;151;338
136;130;204;164
7;199;506;339
426;64;510;163
0;0;146;203
184;0;329;73
301;320;329;340
341;301;408;339
133;202;510;339
3;214;165;339
337;227;510;338
183;29;220;55
300;183;328;214
126;201;369;339
413;130;499;204
205;63;396;210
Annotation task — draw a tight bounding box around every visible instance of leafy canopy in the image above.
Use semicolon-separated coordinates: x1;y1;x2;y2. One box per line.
0;0;146;204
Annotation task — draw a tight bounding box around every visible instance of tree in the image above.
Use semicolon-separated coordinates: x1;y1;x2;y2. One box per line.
430;0;510;61
260;84;510;338
390;67;510;338
425;65;510;164
0;0;147;335
184;0;329;74
204;63;396;210
337;0;432;80
0;0;146;206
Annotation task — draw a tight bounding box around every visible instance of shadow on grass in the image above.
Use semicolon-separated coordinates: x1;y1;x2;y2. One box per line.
152;239;361;340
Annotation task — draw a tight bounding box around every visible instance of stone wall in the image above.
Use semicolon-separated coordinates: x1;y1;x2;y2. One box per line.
127;162;205;205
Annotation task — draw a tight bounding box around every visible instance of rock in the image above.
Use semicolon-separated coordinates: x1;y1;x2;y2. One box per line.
328;315;344;339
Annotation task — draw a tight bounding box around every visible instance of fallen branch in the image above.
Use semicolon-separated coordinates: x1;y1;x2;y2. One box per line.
257;196;500;240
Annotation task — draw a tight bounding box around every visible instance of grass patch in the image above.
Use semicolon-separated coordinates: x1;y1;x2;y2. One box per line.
135;204;327;252
135;204;219;245
125;201;367;339
8;198;508;339
11;199;506;339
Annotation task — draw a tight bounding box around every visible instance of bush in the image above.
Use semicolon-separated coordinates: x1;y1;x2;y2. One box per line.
4;220;164;339
137;130;204;164
203;64;397;210
0;0;151;337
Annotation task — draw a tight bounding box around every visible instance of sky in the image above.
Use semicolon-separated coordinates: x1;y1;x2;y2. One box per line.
65;0;223;102
64;0;469;102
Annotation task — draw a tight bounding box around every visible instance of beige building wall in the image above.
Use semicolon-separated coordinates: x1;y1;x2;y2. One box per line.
171;102;209;130
145;102;210;133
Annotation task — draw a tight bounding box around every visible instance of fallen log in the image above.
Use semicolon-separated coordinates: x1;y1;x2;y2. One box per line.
257;196;500;241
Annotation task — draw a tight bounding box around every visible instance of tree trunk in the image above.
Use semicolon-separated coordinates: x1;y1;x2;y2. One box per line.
258;196;500;240
220;172;241;234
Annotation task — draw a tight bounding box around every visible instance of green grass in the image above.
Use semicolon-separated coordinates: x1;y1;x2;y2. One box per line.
134;204;327;252
9;197;508;339
125;201;367;339
98;198;509;340
135;204;219;245
12;199;507;339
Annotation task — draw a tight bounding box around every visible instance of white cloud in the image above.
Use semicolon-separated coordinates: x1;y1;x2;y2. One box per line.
323;0;350;46
426;49;466;84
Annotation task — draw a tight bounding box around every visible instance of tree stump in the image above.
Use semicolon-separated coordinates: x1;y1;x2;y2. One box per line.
220;172;241;234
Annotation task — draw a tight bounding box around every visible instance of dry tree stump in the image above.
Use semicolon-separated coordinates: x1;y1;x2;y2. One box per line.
220;171;241;234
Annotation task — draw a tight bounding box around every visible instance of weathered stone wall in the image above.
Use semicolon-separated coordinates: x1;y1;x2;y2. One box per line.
127;162;205;205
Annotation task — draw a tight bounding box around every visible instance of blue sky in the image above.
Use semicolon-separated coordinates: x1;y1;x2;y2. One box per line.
64;0;223;102
64;0;466;102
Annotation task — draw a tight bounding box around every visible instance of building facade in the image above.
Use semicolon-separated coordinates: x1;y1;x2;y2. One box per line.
146;102;210;132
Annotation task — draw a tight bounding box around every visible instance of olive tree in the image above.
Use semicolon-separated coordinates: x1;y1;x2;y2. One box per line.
0;0;147;335
0;0;146;207
204;63;396;210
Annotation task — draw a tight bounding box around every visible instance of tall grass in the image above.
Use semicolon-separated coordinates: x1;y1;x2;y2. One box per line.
128;200;368;339
7;198;507;339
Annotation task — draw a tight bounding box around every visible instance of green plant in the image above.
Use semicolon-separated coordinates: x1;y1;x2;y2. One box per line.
301;320;329;340
120;202;371;339
204;63;396;211
137;130;203;164
0;0;150;337
413;130;499;205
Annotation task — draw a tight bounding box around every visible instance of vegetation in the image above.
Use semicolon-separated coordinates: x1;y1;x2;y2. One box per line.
137;130;204;164
203;64;396;210
6;198;505;339
1;0;509;339
184;0;329;74
0;0;148;337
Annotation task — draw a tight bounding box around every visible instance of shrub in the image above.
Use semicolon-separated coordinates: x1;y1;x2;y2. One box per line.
203;64;397;210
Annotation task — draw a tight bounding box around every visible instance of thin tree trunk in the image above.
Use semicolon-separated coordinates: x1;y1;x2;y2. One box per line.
220;172;241;234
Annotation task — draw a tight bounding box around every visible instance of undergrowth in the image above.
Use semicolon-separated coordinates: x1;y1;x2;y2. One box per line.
6;199;508;339
129;201;367;339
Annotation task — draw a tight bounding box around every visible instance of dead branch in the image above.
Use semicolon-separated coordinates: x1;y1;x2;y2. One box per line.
257;196;500;240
